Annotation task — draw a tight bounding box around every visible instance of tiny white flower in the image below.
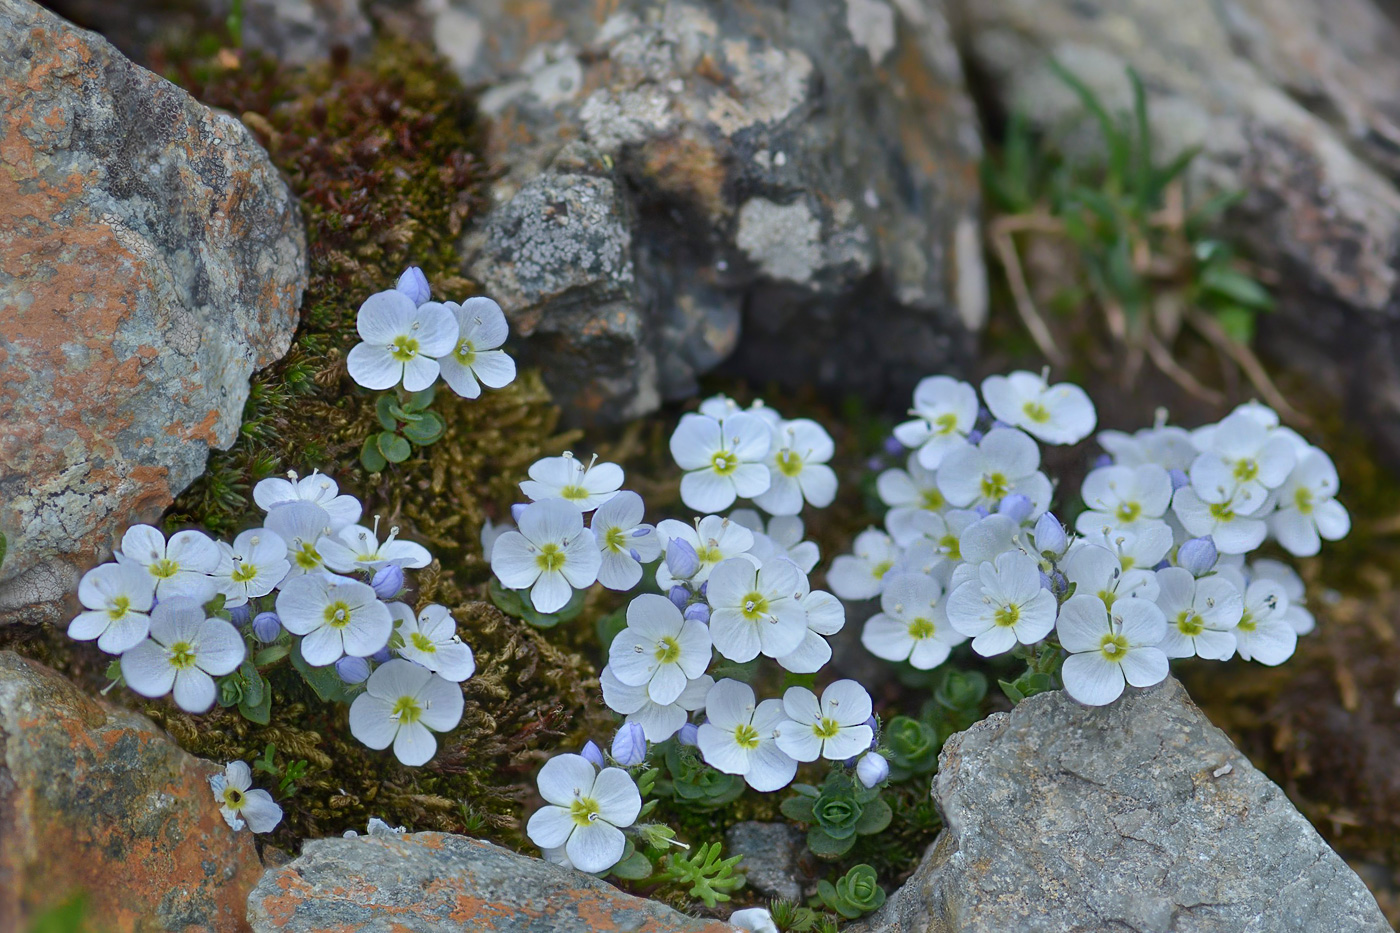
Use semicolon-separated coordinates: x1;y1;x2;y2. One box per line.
826;528;900;601
892;376;978;470
1074;523;1174;573
774;589;845;674
1171;485;1267;555
437;296;517;398
392;603;476;682
1189;401;1280;451
1056;595;1169;706
121;597;245;713
1250;558;1314;634
600;666;712;742
878;453;948;545
1233;579;1298;665
981;370;1096;445
1153;566;1242;660
697;679;797;792
670;411;772;513
1062;543;1160;608
1075;464;1173;534
936;428;1052;514
348;659;464;766
264;500;335;578
209;760;283;833
253;470;362;531
752;418;838;516
346;289;459;391
276;574;393;666
861;573;963;669
525;754;641;874
490;499;602;613
1098;422;1197;472
608;594;712;705
116;525;219;600
1269;448;1349;557
520;452;624;512
212;529;290;607
654;515;758;589
319;519;433;574
69;562;156;654
707;558;809;663
774;680;874;762
1188;410;1297;505
698;393;743;423
946;550;1058;656
590;491;661;590
729;908;781;933
730;510;820;574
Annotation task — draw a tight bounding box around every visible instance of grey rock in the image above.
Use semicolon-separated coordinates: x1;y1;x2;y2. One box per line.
418;0;984;421
851;677;1390;933
726;821;806;903
246;831;739;932
0;0;306;623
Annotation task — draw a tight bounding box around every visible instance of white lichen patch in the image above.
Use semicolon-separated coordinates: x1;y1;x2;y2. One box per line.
736;198;822;284
845;0;897;65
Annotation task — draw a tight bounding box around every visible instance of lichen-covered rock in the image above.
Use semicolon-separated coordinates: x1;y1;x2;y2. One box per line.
725;821;806;903
420;0;984;420
247;831;737;933
0;651;264;932
0;0;306;622
851;678;1390;933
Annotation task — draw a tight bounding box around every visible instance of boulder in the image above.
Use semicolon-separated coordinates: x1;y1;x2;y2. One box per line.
421;0;985;421
0;650;265;932
0;0;306;623
247;831;738;932
851;677;1390;932
725;821;807;903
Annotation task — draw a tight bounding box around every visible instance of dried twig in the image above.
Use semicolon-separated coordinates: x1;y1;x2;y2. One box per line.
1186;310;1312;428
1142;331;1226;405
991;227;1067;367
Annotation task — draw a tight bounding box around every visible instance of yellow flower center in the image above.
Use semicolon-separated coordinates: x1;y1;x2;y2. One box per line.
1098;632;1130;661
775;449;804;478
872;560;893;580
733;723;761;750
1097;588;1118;609
1022;400;1051;424
454;339;476;365
1294;487;1314;514
1236;610;1256;633
149;558;179;579
907;617;936;640
559;484;590;501
108;596;131;620
389;334;420;362
741;592;770;621
222;787;245;810
323;601;352;629
410;631;437;653
1175;610;1204;636
813;717;842;739
920;488;946;511
295;542;321;570
980;472;1011;501
569;796;601;827
1208;502;1235;522
655;636;682;665
391;695;423;724
168;641;197;670
934;412;959;435
1115;502;1142;524
993;603;1021;628
1233;459;1259;483
231;562;259;583
711;450;738;476
697;545;723;564
536;543;565;573
940;535;961;560
605;527;628;552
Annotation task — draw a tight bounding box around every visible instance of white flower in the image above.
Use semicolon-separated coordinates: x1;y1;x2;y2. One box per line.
121;597;245;713
69;562;155;654
1171;485;1267;555
752;418;838;516
319;520;432;574
1062;543;1160;608
264;500;335;578
892;376;978;469
1188;410;1296;505
436;297;517;398
600;666;712;742
346;290;459;391
209;760;283;833
490;499;602;613
1153;566;1242;660
116;525;219;599
1250;558;1314;635
1074;523;1173;573
878;454;948;545
981;370;1096;445
946;550;1057;656
590;491;660;590
1098;422;1197;472
1269;448;1349;557
936;428;1052;514
774;589;846;674
1056;595;1169;706
654;515;757;589
212;529;290;607
670;411;772;513
729;908;780;933
525;754;641;874
520;452;624;512
348;659;464;766
253;470;362;531
861;573;963;669
707;558;809;663
730;510;820;574
827;528;900;601
1233;579;1298;665
276;574;393;665
608;594;712;705
697;679;796;792
774;680;874;762
1075;464;1173;534
392;603;476;682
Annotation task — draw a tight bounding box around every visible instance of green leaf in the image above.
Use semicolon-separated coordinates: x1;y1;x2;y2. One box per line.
402;410;445;445
854;796;892;835
290;639;349;703
404;385;437;412
806;827;857;859
780;794;817;823
240;660;265;707
999;678;1027;705
360;435;387;473
239;677;272;725
375;394;399;432
1200;265;1274;311
254;643;291;666
104;658;124;685
0;531;7;573
1213;306;1257;344
610;851;654;880
377;431;412;463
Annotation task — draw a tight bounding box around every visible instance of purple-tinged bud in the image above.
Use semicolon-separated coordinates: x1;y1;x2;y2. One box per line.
677;722;699;746
228;604;252;627
668;586;690;610
395;266;431;306
864;715;878;734
510;502;528;523
665;538;699;580
997;494;1033;524
1040;571;1055;592
1177;536;1218;576
580;740;605;770
1153;559;1171;571
865;457;885;472
973;505;990;518
966;429;984;445
684;602;711;624
697;582;707;599
1033;512;1068;558
1094;454;1114;470
611;721;647;766
1168;468;1190;491
857;752;890;788
335;656;371;684
370;646;392;664
252;611;282;643
371;564;405;600
883;435;905;456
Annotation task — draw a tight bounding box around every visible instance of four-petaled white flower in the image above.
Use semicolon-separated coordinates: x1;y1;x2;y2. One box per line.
697;679;797;791
69;562;156;655
589;491;660;590
212;528;290;607
946;550;1058;656
937;428;1052;514
670;411;772;513
264;500;335;578
1074;524;1173;574
1153;566;1242;660
1269;448;1350;557
600;666;713;742
893;376;978;469
981;370;1096;445
1056;594;1169;706
1250;559;1314;635
753;418;838;516
391;603;476;682
1188;410;1296;506
1062;542;1160;609
775;590;846;674
121;597;245;713
1075;464;1173;534
730;510;820;574
436;297;517;399
774;680;874;762
520;452;624;512
253;470;362;531
319;520;433;574
878;454;948;545
707;558;809;663
1171;485;1267;555
490;499;602;613
209;760;283;833
348;659;464;766
1233;579;1298;665
346;289;459;391
526;754;641;874
608;594;713;705
117;525;219;600
654;515;757;589
276;574;393;666
827;528;901;601
861;573;963;670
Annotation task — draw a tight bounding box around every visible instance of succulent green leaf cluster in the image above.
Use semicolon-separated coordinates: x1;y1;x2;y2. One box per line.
781;770;892;859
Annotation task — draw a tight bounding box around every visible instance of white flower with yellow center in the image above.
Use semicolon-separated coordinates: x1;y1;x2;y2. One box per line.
391;603;476;682
892;375;979;469
1062;543;1159;610
981;370;1096;445
116;525;219;600
826;528;901;601
600;666;712;742
525;753;641;874
489;498;602;613
348;659;464;766
1075;464;1173;534
436;296;516;399
121;597;245;713
608;594;713;705
1153;566;1242;660
729;510;820;574
318;518;433;574
654;515;757;589
346;289;459;391
1171;484;1267;555
69;562;156;655
276;574;393;666
753;418;838;516
590;491;661;590
1250;559;1314;635
1073;524;1173;574
946;550;1057;656
697;679;796;792
878;453;949;545
775;589;846;674
209;761;283;833
1268;448;1349;557
707;557;809;663
520;452;624;512
264;500;335;578
212;528;290;607
1056;594;1169;706
936;428;1052;514
1233;578;1298;665
669;411;772;513
774;680;874;762
253;470;362;532
861;573;963;670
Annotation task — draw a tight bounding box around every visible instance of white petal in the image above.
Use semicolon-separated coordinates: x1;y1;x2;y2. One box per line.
565;820;625;874
172;669;217;713
1062;652;1125;706
240;790;284;833
392;721;438;765
349;695;397;749
670;414;722;471
681;469;737;513
537;753;599;806
1119;646;1170;687
526;805;575;849
590;768;642;826
347;342;403;390
121;641;175;698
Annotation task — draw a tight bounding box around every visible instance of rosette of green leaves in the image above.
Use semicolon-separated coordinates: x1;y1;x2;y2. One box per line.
816;864;887;919
780;770;891;858
883;715;939;782
361;386;444;471
655;841;745;908
653;741;745;809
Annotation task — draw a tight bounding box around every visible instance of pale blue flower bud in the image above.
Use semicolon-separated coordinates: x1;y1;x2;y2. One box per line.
684;602;710;624
677;722;699;746
370;646;391;664
668;586;690;610
997;494;1033;524
1040;570;1054;591
336;656;371;684
967;429;984;444
580;740;605;770
665;538;699;580
371;564;405;600
1033;512;1068;558
229;604;252;627
883;435;904;455
865;456;884;471
1094;454;1113;469
1168;468;1190;490
1177;536;1218;576
396;266;431;306
856;752;890;788
252;611;282;643
510;502;528;523
611;721;647;766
